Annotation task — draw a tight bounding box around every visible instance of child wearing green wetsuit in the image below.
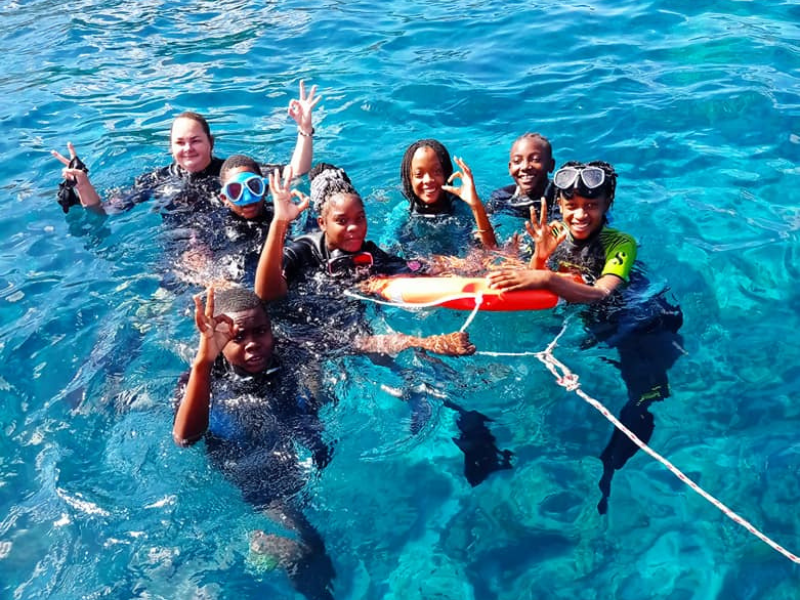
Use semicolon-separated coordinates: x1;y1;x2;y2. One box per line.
488;160;683;514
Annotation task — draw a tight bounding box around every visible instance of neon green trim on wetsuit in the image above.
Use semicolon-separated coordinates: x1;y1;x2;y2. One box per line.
599;228;637;282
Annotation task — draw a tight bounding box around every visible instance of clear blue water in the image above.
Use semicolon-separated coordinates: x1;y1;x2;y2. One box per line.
2;0;800;598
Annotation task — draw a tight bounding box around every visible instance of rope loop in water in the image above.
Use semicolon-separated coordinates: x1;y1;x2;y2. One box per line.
529;320;800;565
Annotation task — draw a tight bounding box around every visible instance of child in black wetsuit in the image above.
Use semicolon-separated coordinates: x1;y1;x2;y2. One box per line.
488;160;683;514
255;164;475;357
486;132;556;221
173;285;335;600
173;154;285;289
485;133;558;257
386;138;498;256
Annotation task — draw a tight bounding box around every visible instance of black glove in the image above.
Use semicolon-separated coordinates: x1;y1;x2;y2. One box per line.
57;156;89;214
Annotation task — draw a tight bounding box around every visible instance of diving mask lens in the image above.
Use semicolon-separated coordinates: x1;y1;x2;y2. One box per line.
223;174;266;206
553;166;606;198
553;167;580;191
578;166;606;189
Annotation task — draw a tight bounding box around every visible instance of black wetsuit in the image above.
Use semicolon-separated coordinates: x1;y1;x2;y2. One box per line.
174;351;334;600
200;203;275;286
283;230;414;283
156;162;282;291
383;192;479;257
486;181;557;220
486;182;559;251
107;157;226;221
550;227;684;514
277;230;419;350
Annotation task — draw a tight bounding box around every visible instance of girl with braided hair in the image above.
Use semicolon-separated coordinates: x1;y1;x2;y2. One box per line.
390;139;498;256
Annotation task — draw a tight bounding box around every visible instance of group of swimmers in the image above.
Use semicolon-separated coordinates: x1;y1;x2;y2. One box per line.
54;81;684;599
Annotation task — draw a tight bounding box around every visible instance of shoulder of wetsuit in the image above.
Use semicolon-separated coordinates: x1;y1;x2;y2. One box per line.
207;156;225;176
486;184;516;213
282;231;326;280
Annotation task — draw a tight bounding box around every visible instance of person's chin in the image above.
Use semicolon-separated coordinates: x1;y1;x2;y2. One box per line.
420;190;442;204
569;224;594;239
179;158;207;173
341;239;364;253
240;205;261;219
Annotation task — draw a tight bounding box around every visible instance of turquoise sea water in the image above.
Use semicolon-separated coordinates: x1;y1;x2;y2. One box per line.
2;0;800;598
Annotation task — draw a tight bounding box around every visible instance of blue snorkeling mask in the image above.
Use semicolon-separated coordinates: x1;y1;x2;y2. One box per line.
222;172;266;206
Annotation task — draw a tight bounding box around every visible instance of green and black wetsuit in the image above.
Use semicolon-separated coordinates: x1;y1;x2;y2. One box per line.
549;226;683;514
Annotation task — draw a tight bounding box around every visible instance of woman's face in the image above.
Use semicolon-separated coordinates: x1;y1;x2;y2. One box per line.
409;146;446;205
318;192;368;253
170;117;213;173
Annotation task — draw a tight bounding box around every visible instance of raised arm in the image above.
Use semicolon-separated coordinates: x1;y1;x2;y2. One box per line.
173;287;234;446
286;80;320;176
52;142;105;213
441;156;497;249
254;166;308;302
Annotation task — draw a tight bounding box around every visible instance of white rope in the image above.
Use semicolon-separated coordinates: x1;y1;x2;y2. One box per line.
528;320;800;564
356;282;800;563
459;293;483;332
476;351;540;357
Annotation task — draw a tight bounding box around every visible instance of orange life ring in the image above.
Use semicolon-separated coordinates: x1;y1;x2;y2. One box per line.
364;275;575;311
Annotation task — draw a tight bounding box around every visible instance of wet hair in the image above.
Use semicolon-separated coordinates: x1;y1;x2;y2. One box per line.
399;139;454;213
212;286;269;321
171;111;214;150
512;132;552;157
309;162;362;217
220;154;263;181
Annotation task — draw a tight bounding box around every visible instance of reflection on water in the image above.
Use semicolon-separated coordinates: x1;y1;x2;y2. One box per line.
2;0;800;598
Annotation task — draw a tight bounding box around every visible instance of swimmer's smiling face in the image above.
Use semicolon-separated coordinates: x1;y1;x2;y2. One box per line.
221;307;274;375
318;192;367;254
170;116;214;173
509;137;554;197
410;146;447;206
558;192;610;240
